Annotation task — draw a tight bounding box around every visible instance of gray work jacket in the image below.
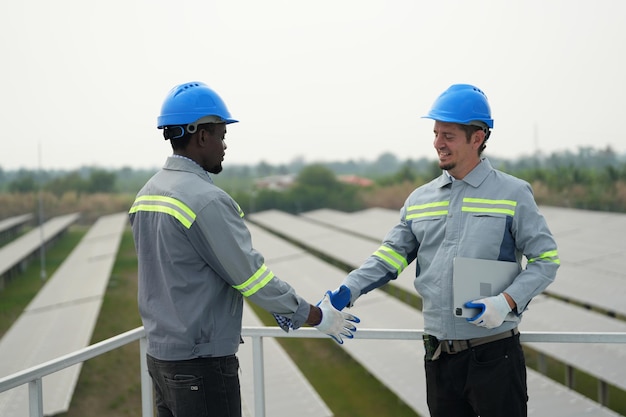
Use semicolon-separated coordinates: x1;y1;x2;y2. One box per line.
343;158;560;340
129;156;310;360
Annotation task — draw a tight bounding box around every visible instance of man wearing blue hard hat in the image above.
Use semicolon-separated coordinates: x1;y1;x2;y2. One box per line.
128;81;360;417
324;84;559;416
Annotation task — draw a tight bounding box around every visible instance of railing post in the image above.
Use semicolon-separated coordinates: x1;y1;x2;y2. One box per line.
251;335;266;417
598;380;608;406
565;365;574;388
28;378;43;417
139;336;154;417
537;353;546;374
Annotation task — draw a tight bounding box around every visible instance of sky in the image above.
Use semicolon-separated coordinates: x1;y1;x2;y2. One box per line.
1;0;625;171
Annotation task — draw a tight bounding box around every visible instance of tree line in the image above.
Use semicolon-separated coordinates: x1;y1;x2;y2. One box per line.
1;146;625;219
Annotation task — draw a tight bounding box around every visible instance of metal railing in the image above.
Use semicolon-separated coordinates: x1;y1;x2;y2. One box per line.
1;327;626;417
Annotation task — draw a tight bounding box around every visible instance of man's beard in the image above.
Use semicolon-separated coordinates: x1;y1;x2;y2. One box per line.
207;163;223;174
439;161;455;171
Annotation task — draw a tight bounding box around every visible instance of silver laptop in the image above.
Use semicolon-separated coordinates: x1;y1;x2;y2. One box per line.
453;257;520;318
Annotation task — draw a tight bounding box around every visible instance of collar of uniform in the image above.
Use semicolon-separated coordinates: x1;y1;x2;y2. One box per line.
462;158;492;188
434;158;492;189
435;172;453;189
164;155;214;183
171;154;199;166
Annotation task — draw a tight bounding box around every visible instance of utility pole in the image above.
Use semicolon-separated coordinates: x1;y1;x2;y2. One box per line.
38;142;47;281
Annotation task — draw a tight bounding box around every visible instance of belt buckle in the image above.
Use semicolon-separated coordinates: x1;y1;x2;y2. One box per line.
443;340;469;354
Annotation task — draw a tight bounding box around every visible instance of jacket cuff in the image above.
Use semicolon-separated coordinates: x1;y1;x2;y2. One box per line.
289;298;311;330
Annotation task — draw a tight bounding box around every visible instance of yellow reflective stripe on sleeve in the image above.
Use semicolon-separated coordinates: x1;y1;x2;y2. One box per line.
462;198;517;216
373;245;408;274
233;264;275;297
528;250;560;265
129;195;196;229
235;203;245;218
406;201;449;220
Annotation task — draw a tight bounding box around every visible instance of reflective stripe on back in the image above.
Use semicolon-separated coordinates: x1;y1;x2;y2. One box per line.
129;195;197;229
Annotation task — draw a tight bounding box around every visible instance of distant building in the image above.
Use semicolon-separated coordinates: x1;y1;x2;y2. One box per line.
254;174;296;191
338;175;374;187
254;173;374;191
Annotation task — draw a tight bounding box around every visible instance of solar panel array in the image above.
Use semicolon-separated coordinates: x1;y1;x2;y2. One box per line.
0;214;33;241
0;213;80;289
249;207;625;416
0;213;128;417
1;205;624;417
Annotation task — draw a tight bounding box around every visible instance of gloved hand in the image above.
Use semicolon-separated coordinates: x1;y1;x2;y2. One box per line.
466;293;512;329
272;284;353;332
315;291;360;344
317;285;351;310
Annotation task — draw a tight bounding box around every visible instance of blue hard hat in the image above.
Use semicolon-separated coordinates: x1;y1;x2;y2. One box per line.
422;84;493;128
157;81;238;129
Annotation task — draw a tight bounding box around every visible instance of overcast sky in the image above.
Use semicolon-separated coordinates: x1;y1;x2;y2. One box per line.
1;0;625;171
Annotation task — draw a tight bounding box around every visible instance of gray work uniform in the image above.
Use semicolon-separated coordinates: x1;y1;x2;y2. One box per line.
342;158;560;340
129;156;310;360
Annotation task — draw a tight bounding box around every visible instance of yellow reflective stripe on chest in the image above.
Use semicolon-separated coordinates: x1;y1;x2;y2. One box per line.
406;201;449;220
129;195;197;229
233;264;275;297
461;198;517;216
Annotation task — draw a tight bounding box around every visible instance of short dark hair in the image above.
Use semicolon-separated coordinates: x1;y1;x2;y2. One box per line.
197;123;217;134
163;126;191;150
165;123;217;151
459;124;489;155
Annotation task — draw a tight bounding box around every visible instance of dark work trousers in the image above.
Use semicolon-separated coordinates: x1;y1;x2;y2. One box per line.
147;354;241;417
424;334;527;417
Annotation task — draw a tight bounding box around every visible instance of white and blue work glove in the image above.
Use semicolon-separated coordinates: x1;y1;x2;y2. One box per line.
465;293;512;329
320;285;352;311
271;285;357;339
315;291;360;344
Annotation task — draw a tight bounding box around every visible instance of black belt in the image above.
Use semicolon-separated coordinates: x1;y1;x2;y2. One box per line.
426;327;519;361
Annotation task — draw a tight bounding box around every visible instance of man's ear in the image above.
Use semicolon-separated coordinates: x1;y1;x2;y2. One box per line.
196;129;209;147
199;126;217;145
472;129;486;149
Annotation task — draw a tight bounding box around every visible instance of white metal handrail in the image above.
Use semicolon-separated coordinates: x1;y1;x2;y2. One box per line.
1;327;626;417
